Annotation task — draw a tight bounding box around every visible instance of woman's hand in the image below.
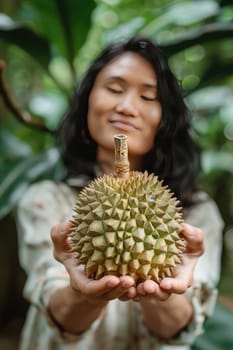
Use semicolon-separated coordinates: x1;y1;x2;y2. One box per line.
134;223;204;301
159;223;204;293
50;221;137;305
50;221;204;303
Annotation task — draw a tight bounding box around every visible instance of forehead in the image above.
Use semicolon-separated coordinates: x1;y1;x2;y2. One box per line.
97;52;157;83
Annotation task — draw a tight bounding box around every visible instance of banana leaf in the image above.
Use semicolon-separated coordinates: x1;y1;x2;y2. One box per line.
185;61;233;96
0;147;60;219
160;22;233;56
22;0;96;59
0;14;52;71
192;303;233;350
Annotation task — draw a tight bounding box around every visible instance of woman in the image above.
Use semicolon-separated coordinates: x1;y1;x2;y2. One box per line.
16;36;223;350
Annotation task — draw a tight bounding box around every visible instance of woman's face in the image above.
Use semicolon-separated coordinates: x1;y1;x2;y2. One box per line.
87;52;162;168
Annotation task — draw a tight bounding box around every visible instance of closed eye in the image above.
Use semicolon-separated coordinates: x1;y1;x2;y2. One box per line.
141;95;157;101
107;87;123;94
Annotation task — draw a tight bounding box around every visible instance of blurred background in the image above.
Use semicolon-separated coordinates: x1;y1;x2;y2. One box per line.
0;0;232;349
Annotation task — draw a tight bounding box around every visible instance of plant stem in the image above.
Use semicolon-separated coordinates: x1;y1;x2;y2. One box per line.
114;134;130;178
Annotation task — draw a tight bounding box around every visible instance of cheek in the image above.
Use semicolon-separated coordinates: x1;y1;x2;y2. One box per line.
88;90;110;121
87;92;111;144
147;104;162;135
142;105;162;150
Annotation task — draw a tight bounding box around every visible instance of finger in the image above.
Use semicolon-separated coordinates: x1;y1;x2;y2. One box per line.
160;275;192;294
50;221;73;261
50;221;73;247
72;269;120;297
137;280;162;295
127;286;137;299
182;223;204;256
118;287;137;301
137;280;170;300
137;280;154;295
101;276;135;300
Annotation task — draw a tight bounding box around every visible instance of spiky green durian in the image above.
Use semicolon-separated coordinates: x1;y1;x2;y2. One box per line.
70;135;184;284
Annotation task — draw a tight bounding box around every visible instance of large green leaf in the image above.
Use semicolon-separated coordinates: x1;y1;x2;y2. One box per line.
28;91;68;129
0;13;52;70
160;22;233;56
166;0;219;25
188;86;233;111
196;61;233;91
202;150;233;174
18;0;96;64
185;61;233;95
0;147;60;219
103;17;145;45
142;0;220;37
192;303;233;350
0;129;32;161
54;0;96;60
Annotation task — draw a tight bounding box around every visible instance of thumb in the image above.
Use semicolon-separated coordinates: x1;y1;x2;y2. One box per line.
50;221;73;262
182;223;204;256
160;274;192;294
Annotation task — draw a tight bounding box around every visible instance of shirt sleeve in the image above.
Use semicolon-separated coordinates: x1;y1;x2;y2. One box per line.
185;192;224;286
166;192;224;347
16;180;84;341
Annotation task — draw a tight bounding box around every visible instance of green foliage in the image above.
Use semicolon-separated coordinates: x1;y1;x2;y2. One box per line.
0;0;232;242
192;303;233;349
0;13;52;70
0;129;63;218
0;0;233;337
0;0;97;219
18;0;96;60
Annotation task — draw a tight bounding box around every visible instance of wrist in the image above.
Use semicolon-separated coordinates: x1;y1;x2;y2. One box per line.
48;284;107;334
140;293;187;309
139;294;193;339
69;284;107;308
140;293;173;305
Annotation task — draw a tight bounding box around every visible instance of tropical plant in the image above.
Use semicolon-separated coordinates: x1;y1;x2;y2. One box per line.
0;0;233;217
0;0;233;296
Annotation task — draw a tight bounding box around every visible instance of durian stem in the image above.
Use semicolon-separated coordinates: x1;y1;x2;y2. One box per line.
114;134;130;178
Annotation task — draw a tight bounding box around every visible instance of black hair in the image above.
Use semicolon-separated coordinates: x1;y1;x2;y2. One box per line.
59;36;200;206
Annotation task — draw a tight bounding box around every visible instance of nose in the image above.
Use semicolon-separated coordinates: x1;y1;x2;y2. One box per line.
115;92;139;117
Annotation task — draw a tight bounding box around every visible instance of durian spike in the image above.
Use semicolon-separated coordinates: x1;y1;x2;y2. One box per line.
114;134;130;178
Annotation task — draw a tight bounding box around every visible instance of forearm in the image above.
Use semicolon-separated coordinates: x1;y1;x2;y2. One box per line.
140;294;193;339
48;285;107;333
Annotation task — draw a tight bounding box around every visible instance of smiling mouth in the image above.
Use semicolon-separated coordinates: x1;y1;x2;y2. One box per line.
109;120;138;131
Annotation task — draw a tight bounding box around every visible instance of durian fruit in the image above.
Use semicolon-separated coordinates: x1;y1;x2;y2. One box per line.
70;134;184;284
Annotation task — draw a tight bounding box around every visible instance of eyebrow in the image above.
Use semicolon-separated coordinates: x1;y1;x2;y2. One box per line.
104;76;157;89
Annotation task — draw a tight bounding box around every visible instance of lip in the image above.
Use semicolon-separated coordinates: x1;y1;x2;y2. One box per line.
109;119;139;132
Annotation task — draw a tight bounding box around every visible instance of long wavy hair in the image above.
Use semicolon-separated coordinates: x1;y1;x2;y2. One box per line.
59;36;200;206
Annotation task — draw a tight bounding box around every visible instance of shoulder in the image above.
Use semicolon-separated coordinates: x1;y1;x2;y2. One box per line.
22;179;73;195
184;191;224;231
17;180;76;216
